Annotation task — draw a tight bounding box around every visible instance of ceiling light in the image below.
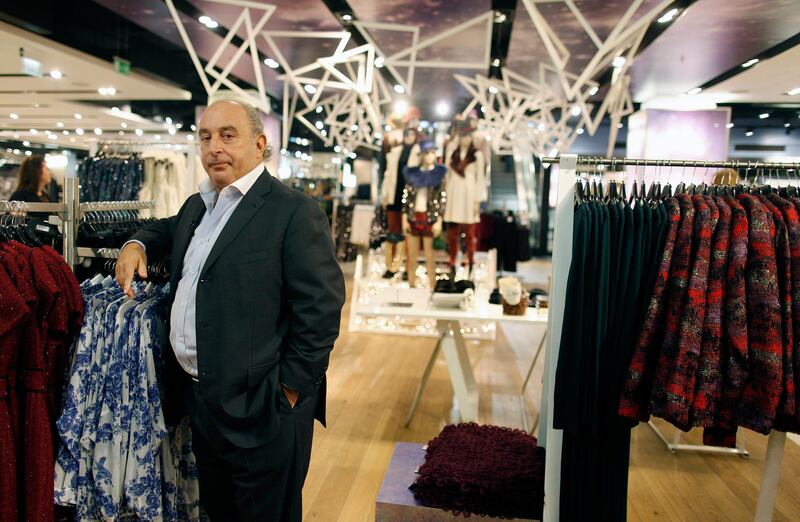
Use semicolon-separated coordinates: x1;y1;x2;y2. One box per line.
785;122;791;128
617;123;624;129
135;128;143;136
12;134;18;139
742;58;759;68
118;130;125;136
349;152;357;159
657;8;679;23
187;134;194;141
393;99;408;114
435;100;450;117
75;128;84;135
304;84;317;94
56;121;64;127
341;13;352;21
263;57;280;69
12;149;20;155
301;138;309;146
787;87;800;96
315;106;323;114
62;130;69;135
492;58;501;67
176;123;182;129
97;86;116;96
745;129;754;137
494;11;507;23
165;117;173;125
111;106;120;113
612;56;626;68
74;113;82;119
294;150;302;158
537;123;545;131
759;112;769;119
9;113;18;119
22;140;30;146
198;15;219;29
315;121;324;130
570;105;581;117
49;69;62;79
94;128;102;135
154;135;161;140
25;150;32;156
393;84;405;94
350;124;359;131
726;122;734;128
69;137;76;143
48;134;57;140
334;145;341;153
168;127;177;135
576;128;584;135
687;87;702;95
121;122;128;128
30;128;38;134
374;57;384;68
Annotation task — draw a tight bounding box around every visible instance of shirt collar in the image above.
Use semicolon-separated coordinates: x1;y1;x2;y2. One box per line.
198;163;264;212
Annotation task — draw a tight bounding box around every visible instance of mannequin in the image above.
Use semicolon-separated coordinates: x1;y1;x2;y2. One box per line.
444;121;486;276
380;128;420;278
402;140;447;288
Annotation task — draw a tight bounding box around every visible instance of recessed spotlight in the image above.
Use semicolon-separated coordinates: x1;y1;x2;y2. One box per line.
393;99;408;114
118;130;125;136
168;127;177;135
374;57;384;68
94;128;102;135
393;84;405;94
23;141;30;146
492;58;501;67
570;105;581;117
62;130;69;135
488;85;498;94
74;113;82;119
69;137;76;143
25;150;32;156
341;13;352;21
687;87;702;95
135;128;143;136
494;11;507;23
315;121;324;130
48;134;57;140
198;15;219;29
435;100;450;117
589;86;599;96
576;128;585;135
304;84;317;94
187;134;194;141
165;117;173;125
154;134;161;140
759;112;769;119
787;87;800;96
121;122;128;128
263;58;279;69
97;87;116;96
745;129;754;137
50;69;63;79
57;122;64;128
726;122;734;128
618;123;624;129
9;113;18;119
537;123;545;131
30;129;38;135
657;8;679;23
742;58;759;68
190;124;197;131
75;128;84;135
612;56;626;68
785;122;791;128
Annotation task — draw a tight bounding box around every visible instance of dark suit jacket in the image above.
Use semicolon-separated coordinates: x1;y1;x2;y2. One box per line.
131;169;345;448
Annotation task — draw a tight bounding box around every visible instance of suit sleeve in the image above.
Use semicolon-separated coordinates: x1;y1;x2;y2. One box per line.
280;196;346;397
129;196;193;261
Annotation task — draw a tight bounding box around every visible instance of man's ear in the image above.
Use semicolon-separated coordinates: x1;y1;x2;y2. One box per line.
256;133;267;158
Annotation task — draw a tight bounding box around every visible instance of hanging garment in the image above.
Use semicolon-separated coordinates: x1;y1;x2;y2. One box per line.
79;155;144;202
443;146;486;225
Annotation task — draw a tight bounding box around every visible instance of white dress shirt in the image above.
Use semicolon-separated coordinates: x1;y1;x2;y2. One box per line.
169;164;264;377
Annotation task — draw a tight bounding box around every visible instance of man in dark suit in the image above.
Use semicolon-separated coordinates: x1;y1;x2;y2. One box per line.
115;97;345;521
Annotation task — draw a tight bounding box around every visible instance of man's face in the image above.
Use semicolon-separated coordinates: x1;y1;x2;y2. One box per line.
198;101;266;190
403;130;416;145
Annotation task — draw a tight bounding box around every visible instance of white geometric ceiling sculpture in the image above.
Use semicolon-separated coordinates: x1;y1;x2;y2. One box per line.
164;0;276;113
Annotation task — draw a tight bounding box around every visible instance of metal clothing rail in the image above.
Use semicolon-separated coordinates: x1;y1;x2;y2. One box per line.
79;200;156;213
76;247;120;259
541;154;788;522
541;156;800;169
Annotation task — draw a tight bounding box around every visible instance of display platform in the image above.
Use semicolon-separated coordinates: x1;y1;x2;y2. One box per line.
376;443;538;522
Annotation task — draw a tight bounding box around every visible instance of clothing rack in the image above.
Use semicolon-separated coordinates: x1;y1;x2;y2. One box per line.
540;154;791;522
79;200;156;214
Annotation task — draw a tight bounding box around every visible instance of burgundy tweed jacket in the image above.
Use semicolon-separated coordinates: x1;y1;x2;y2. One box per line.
704;197;749;447
735;194;783;434
618;197;681;421
691;196;731;427
659;195;714;429
768;194;800;432
649;195;696;421
760;195;796;428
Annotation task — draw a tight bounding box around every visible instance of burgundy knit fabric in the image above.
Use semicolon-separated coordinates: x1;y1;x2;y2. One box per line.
650;195;697;421
704;197;749;447
618;197;681;421
660;195;713;429
410;423;545;519
760;195;796;429
735;194;783;434
692;196;731;427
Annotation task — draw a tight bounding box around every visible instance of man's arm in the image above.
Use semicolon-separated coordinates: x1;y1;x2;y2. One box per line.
280;197;346;398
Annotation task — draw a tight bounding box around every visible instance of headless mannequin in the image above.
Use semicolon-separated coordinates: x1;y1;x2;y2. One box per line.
445;133;483;275
383;130;417;277
403;150;443;287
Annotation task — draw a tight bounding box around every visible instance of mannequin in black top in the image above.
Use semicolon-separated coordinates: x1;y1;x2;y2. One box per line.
10;155;56;203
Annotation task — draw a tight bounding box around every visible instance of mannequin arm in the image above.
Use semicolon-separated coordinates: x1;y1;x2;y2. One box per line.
432;219;442;237
475;151;488;203
402;213;411;235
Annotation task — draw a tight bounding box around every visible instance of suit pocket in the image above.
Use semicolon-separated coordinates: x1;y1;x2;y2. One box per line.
246;362;276;387
236;250;269;265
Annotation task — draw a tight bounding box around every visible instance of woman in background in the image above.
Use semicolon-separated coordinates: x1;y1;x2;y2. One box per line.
10;155;55;203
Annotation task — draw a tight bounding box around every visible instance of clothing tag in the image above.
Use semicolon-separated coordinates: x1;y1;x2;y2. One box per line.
35;224;51;233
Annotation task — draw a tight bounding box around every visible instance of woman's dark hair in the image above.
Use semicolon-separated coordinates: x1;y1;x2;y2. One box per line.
16;155;46;192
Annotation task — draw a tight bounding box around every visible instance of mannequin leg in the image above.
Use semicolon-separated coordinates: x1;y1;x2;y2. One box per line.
465;223;477;266
447;223;461;267
406;234;420;287
385;242;396;273
390;241;405;272
423;236;436;287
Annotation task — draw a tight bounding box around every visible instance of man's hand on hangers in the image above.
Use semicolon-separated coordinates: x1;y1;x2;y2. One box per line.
116;242;148;297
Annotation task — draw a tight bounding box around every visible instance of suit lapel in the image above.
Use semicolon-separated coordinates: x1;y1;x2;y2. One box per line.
200;170;273;277
170;196;206;290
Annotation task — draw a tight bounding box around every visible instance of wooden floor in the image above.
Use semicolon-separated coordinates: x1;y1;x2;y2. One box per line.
301;273;800;521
